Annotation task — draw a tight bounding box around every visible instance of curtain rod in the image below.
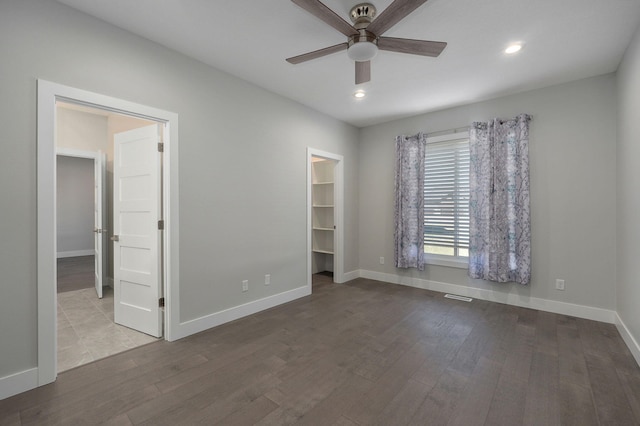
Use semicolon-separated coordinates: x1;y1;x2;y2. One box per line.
428;114;533;137
427;126;470;138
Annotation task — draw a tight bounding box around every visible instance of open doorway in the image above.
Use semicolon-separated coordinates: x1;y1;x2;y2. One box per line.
307;148;344;289
36;80;180;387
55;103;159;372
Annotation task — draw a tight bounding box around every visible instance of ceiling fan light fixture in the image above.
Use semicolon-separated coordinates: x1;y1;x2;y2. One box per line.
347;41;378;61
353;90;366;99
505;43;523;54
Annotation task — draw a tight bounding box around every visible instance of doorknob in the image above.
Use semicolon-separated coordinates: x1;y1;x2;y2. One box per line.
111;235;119;242
93;228;100;233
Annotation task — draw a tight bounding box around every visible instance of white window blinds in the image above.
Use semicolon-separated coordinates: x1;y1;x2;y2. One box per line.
424;136;470;258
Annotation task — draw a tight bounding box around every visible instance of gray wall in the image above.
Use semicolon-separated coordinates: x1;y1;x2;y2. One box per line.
56;156;94;255
359;74;618;311
0;1;359;378
617;24;640;349
56;107;109;258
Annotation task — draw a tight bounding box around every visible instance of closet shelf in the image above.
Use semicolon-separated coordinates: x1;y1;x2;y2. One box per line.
312;249;334;255
312;158;335;274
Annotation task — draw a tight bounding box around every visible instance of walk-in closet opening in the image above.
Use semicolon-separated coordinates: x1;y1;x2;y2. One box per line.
308;148;344;288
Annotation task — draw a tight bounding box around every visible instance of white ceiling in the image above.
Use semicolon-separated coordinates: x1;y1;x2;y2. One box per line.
57;0;640;128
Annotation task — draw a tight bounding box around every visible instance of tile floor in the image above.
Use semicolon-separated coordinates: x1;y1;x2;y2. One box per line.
57;286;159;372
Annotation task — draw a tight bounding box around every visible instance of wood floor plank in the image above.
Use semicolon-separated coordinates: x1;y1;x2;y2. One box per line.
446;357;503;426
558;381;598;426
127;343;289;424
516;306;537;326
144;361;283;425
484;321;534;425
59;384;161;425
342;341;432;425
406;367;469;426
616;368;640;424
484;376;528;426
154;342;266;394
0;411;21;426
19;351;209;425
372;378;434;426
257;365;349;425
533;311;559;356
577;317;616;358
522;350;561;426
1;276;637;426
596;321;634;355
557;324;590;388
292;372;371;426
585;351;637;425
610;347;640;377
215;395;279;425
333;415;359;426
101;413;134;426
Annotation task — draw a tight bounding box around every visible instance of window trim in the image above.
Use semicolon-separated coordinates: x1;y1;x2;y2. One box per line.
424;131;470;269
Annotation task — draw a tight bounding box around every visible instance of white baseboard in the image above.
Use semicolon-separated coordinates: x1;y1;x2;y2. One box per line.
615;314;640;367
57;250;94;259
341;270;360;283
172;285;312;340
358;269;617;324
0;368;37;401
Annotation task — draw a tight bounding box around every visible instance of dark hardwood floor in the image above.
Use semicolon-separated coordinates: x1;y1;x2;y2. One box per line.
1;275;639;425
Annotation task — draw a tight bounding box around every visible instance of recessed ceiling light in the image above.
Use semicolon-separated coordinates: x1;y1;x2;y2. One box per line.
505;43;523;54
353;90;366;99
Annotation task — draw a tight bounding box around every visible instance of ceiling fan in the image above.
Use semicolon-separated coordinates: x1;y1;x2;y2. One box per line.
286;0;447;84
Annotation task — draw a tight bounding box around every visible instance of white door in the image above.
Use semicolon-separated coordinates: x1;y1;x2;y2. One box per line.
113;124;162;337
94;151;106;298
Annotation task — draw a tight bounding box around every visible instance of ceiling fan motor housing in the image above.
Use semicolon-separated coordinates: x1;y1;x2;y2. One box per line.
350;3;377;29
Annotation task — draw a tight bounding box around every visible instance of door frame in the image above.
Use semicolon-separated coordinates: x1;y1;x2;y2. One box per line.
307;148;344;286
37;80;180;387
55;147;106;298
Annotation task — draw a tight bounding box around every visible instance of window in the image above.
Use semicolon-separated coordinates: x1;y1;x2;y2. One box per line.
423;133;470;263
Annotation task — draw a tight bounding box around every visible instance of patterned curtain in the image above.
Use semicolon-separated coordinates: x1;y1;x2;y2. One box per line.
394;133;426;271
469;114;531;284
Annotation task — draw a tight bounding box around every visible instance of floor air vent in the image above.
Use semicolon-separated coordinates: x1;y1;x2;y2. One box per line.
444;294;473;302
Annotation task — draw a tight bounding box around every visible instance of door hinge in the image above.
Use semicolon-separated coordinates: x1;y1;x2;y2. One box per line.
158;220;164;230
159;297;165;308
158;142;164;152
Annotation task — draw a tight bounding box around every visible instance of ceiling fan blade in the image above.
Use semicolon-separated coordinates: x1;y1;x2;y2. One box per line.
367;0;429;36
355;61;371;84
378;37;446;57
286;43;348;64
292;0;358;37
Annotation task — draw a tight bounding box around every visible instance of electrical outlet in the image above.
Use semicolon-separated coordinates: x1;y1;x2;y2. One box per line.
555;279;565;291
242;280;248;292
265;274;270;285
380;257;385;265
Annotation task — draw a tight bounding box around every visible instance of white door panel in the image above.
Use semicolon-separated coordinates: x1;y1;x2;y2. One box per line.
114;124;162;337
